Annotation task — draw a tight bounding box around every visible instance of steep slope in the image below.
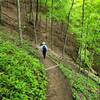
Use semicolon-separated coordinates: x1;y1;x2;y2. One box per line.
0;28;47;100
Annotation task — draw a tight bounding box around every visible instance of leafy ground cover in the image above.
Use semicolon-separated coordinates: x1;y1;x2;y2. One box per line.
59;64;99;100
0;29;47;100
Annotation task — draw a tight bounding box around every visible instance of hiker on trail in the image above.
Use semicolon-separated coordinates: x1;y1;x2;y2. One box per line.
40;42;48;59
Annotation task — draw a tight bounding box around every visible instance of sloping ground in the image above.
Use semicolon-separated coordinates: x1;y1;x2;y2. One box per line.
1;23;99;100
0;29;47;100
0;26;73;100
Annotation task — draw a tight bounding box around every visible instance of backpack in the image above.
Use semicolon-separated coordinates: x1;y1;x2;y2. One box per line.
43;45;47;52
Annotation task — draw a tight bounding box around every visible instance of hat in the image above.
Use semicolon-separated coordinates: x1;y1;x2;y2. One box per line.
42;42;46;45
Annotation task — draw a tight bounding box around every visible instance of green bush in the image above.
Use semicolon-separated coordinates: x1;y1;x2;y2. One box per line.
0;42;47;100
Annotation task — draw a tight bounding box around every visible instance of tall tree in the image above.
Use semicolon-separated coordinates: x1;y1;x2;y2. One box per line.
34;0;39;44
0;0;2;24
45;0;48;31
29;0;33;23
79;0;85;67
39;0;41;25
17;0;23;44
50;0;53;49
35;0;39;27
62;0;74;56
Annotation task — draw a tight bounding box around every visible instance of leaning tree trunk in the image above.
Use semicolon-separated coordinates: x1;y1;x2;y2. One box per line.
62;0;74;56
17;0;23;44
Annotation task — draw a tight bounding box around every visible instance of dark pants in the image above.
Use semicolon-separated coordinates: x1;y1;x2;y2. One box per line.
43;50;46;59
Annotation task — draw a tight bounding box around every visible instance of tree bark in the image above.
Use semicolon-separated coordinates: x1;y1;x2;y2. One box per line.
35;0;39;27
50;0;53;49
0;0;2;24
17;0;23;44
29;0;33;23
62;0;74;56
24;0;28;21
79;0;85;67
45;0;47;31
34;0;39;44
39;0;41;26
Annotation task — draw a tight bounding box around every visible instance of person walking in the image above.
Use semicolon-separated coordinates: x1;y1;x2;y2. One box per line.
40;42;48;59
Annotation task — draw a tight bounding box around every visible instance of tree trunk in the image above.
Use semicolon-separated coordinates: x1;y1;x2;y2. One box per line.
39;0;41;25
62;0;74;56
29;0;33;23
45;0;47;31
61;21;64;38
24;0;28;21
0;0;2;24
34;0;39;44
35;0;39;27
17;0;23;44
50;0;53;49
79;0;85;68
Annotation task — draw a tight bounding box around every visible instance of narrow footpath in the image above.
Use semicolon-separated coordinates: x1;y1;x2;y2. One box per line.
33;44;73;100
43;57;73;100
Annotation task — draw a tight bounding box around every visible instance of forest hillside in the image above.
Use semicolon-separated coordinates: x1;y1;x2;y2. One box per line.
0;0;100;100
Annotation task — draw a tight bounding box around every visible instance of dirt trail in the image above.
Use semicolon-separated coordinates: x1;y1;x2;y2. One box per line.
33;42;73;100
43;57;73;100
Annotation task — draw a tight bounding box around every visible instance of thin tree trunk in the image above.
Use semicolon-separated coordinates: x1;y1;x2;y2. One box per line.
82;0;85;36
61;21;64;38
24;0;28;21
0;1;2;24
35;0;39;44
78;0;85;73
50;0;53;49
35;0;39;27
39;0;41;25
80;0;85;67
0;0;2;24
17;0;23;44
45;0;47;31
33;0;36;30
62;0;74;56
45;15;48;31
29;0;33;23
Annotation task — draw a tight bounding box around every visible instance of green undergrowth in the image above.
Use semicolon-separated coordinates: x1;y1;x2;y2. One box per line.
0;29;47;100
59;64;99;100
